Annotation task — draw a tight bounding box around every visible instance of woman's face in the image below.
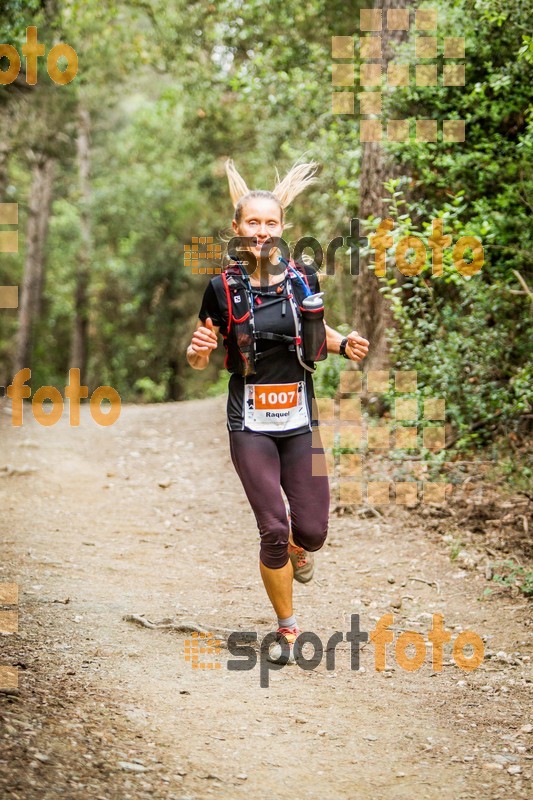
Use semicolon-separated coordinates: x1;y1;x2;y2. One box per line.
232;197;284;264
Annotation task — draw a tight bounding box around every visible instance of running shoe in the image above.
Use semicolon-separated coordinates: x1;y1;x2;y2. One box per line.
287;511;315;584
267;625;301;665
288;541;315;584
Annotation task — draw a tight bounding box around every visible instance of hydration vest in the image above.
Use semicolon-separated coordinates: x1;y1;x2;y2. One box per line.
211;260;326;377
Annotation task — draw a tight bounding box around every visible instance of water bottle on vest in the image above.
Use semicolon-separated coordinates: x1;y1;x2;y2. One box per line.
301;292;327;362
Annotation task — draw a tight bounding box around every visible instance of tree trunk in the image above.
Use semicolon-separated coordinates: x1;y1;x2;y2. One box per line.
0;140;9;198
167;356;183;401
353;0;410;372
70;105;92;380
34;160;56;319
14;153;55;377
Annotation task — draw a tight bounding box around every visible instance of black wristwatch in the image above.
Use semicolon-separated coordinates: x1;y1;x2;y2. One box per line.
339;337;350;359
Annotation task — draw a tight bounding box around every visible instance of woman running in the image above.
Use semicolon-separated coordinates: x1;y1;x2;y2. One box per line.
186;159;369;662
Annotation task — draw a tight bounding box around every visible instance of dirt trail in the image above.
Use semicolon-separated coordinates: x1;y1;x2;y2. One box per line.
0;397;531;799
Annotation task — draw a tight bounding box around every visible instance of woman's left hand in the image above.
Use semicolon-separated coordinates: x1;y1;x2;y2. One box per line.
344;331;369;362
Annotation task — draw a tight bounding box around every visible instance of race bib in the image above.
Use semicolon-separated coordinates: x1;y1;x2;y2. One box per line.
244;381;310;432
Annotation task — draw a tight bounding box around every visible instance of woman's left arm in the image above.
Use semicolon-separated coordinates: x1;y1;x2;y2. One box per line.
324;323;370;362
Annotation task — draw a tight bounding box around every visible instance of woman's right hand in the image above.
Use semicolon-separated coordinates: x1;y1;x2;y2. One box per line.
190;317;218;357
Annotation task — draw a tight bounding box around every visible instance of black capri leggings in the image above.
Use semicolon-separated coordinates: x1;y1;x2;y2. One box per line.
228;429;330;569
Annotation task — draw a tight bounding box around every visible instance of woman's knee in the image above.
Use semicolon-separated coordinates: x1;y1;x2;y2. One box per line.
292;519;328;553
258;518;290;570
260;544;290;570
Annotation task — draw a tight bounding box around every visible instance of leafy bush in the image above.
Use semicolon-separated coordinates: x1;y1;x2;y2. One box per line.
368;179;532;452
205;369;230;397
133;376;169;403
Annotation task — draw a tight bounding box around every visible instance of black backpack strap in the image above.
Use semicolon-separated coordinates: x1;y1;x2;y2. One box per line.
255;343;293;362
210;274;230;335
255;331;295;344
251;295;287;311
210;272;250;336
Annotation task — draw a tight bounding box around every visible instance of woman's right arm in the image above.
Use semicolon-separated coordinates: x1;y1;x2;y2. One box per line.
186;317;220;370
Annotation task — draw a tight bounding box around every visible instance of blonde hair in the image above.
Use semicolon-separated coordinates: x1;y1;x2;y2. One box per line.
224;158;319;225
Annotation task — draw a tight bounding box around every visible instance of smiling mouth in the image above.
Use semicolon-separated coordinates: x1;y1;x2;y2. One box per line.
253;239;274;254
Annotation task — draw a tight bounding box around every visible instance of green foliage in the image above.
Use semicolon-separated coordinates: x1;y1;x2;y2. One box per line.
0;1;45;40
488;450;533;494
376;0;532;457
382;0;532;278
205;368;230;398
486;559;533;597
374;175;532;451
133;375;169;403
312;323;350;398
449;538;464;562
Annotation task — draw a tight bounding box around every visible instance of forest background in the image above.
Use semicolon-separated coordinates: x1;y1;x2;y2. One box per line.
0;0;531;489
